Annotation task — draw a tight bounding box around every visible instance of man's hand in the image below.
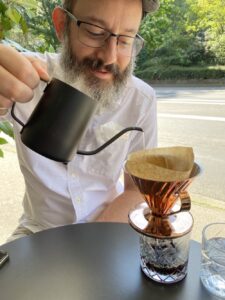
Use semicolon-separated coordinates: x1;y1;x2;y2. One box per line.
0;45;49;115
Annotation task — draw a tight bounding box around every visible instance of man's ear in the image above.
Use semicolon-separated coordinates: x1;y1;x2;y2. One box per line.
52;6;67;42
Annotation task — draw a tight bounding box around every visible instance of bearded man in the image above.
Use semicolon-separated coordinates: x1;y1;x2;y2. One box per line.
0;0;159;241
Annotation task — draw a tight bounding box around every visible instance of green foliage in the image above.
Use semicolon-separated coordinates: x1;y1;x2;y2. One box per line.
1;0;60;52
0;121;14;158
207;34;225;65
136;65;225;81
0;121;14;138
0;137;7;145
186;0;225;65
0;0;28;38
0;137;7;157
140;0;191;53
187;0;225;35
137;0;225;78
140;0;177;54
20;0;60;52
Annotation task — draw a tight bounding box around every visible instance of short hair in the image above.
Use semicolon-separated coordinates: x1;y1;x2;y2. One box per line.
62;0;76;11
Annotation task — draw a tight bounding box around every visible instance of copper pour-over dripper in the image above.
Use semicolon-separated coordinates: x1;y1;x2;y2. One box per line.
127;163;201;237
126;153;201;283
130;163;200;217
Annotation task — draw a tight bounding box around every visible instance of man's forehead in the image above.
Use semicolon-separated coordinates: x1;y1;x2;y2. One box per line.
72;0;142;10
62;0;160;14
71;0;142;31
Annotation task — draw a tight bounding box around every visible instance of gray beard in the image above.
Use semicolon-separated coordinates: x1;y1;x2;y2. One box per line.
59;34;135;113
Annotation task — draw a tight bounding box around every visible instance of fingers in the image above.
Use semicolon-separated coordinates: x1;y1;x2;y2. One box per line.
26;57;50;82
0;94;13;109
0;95;13;116
0;65;34;102
0;45;50;105
0;45;40;89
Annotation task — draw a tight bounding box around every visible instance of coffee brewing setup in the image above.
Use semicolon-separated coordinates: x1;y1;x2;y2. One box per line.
125;147;201;284
10;78;201;285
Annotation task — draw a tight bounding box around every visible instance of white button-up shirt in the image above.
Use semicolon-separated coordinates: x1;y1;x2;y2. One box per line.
2;53;157;233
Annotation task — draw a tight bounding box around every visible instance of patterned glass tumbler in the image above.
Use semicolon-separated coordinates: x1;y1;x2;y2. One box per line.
140;230;191;284
129;203;193;284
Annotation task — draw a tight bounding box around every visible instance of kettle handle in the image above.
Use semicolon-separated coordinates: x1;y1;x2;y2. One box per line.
178;191;191;211
10;79;49;128
11;102;25;127
166;191;191;217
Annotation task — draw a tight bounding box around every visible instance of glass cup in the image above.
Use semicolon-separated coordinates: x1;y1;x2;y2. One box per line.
200;222;225;298
129;202;194;284
140;230;192;284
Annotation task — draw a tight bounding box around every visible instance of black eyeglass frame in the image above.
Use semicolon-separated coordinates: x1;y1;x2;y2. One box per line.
60;7;145;56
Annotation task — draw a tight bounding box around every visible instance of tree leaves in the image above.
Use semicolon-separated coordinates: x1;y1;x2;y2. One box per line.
0;136;8;158
0;121;14;138
0;137;7;145
0;0;28;37
0;121;14;159
13;0;38;10
5;7;21;24
139;0;225;68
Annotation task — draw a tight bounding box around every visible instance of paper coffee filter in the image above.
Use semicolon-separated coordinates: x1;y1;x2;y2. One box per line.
126;146;194;182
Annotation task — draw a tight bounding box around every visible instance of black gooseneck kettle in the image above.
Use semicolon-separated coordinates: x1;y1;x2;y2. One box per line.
11;78;143;163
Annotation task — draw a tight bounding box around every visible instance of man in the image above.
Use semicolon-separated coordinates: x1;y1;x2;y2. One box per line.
0;0;159;241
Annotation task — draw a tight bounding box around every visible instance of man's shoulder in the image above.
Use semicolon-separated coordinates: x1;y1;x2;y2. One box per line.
127;75;155;100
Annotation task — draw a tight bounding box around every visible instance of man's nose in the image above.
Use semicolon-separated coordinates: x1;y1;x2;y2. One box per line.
96;37;118;65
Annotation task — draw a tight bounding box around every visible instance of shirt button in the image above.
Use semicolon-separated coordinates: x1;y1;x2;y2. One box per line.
75;196;81;203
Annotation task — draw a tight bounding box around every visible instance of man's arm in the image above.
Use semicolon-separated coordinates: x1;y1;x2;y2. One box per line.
96;172;142;223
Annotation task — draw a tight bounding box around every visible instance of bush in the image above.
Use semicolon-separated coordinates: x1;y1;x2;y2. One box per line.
136;33;216;74
151;34;210;67
207;34;225;65
135;65;225;81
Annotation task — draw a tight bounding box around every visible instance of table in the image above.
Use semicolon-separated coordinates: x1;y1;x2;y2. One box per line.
0;223;217;300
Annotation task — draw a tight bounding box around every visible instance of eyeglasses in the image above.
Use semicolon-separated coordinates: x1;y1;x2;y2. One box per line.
61;7;144;57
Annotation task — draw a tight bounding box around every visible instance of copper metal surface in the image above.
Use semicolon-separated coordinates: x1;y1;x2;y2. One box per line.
129;203;194;238
127;163;201;217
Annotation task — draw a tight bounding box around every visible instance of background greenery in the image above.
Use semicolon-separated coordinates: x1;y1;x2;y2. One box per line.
0;0;225;156
1;0;225;78
137;0;225;80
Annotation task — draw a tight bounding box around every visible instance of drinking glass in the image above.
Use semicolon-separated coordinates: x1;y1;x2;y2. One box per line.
140;230;192;284
200;222;225;298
